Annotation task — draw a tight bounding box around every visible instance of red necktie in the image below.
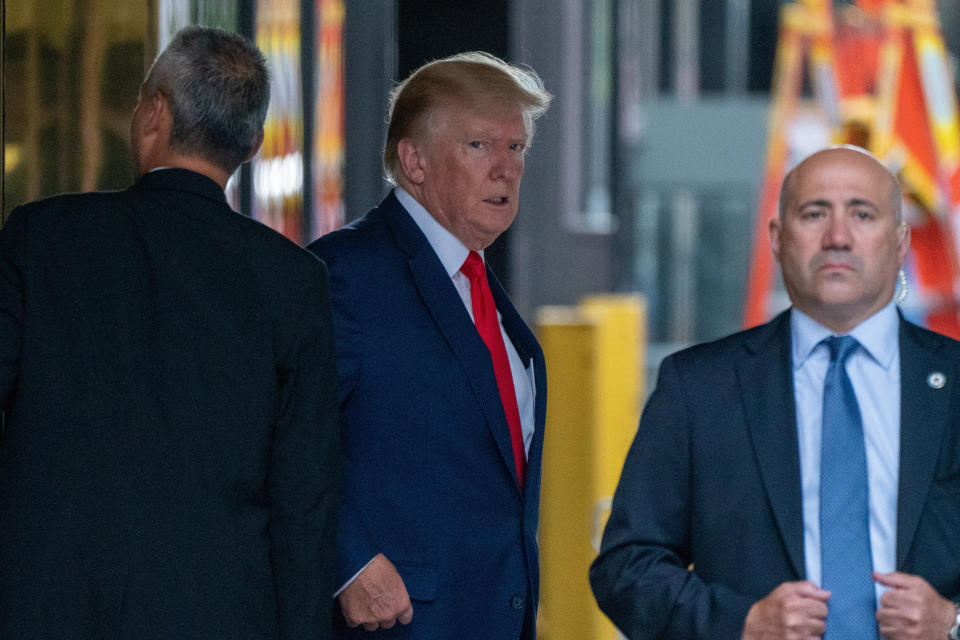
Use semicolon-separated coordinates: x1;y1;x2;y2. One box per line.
461;251;526;489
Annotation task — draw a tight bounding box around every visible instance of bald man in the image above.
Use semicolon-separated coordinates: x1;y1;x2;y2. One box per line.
591;147;960;640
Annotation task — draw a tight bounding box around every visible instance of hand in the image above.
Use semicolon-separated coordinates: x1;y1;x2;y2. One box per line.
874;571;955;640
338;553;414;631
741;581;830;640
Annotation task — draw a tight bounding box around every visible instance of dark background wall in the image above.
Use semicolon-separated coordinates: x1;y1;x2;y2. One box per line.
343;0;514;285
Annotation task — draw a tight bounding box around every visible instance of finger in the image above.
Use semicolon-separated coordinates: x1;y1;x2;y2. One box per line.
807;599;829;619
362;621;379;631
399;604;414;625
876;607;894;625
873;571;917;589
380;617;396;630
808;618;827;636
879;588;915;612
343;612;362;628
797;584;831;601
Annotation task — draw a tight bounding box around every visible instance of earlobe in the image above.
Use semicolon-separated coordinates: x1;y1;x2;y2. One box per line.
397;139;426;185
897;223;912;264
768;217;782;260
244;129;265;163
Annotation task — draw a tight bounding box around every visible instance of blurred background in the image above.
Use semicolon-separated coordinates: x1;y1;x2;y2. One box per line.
3;1;959;638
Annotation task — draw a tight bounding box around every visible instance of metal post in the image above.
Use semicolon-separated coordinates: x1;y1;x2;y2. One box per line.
673;0;699;99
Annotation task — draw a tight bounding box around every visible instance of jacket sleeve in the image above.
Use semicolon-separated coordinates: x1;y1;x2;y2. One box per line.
589;355;755;639
0;208;26;413
268;257;342;640
306;241;381;591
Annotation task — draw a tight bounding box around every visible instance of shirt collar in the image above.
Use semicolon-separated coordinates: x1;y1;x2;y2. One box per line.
791;300;899;370
395;186;478;276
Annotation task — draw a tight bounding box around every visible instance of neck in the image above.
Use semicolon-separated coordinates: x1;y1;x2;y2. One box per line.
140;154;233;191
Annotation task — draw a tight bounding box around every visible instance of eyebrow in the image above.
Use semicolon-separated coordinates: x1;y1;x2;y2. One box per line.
796;198;879;210
846;198;879;210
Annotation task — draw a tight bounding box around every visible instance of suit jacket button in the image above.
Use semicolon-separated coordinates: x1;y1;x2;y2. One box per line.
511;595;524;610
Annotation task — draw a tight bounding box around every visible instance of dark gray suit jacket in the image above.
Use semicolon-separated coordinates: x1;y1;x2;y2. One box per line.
590;310;960;639
0;169;341;639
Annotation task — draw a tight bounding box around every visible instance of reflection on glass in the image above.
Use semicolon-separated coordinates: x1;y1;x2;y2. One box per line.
157;0;238;48
3;1;146;217
312;0;345;238
254;0;305;242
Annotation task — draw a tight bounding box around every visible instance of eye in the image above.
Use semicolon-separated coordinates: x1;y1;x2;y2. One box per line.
800;209;824;219
509;142;526;153
468;141;485;150
854;209;875;220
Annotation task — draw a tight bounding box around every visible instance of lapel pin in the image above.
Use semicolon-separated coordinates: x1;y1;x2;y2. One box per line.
927;372;946;389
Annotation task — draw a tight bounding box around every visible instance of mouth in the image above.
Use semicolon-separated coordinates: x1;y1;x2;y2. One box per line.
484;196;509;206
813;251;862;274
820;262;855;271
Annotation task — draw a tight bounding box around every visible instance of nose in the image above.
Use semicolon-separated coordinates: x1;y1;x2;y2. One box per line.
489;148;522;181
822;214;852;250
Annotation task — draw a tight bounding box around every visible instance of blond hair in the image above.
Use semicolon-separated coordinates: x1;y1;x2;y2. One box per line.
383;52;551;184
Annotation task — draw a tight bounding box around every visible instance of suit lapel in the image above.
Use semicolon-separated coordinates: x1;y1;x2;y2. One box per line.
896;318;952;567
380;196;525;491
737;311;805;579
488;268;547;499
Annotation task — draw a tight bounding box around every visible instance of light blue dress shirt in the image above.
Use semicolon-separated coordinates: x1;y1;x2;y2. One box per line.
395;187;536;455
791;301;901;604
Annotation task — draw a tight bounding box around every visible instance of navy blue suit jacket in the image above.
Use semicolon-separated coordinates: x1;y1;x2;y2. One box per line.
590;310;960;639
308;192;547;639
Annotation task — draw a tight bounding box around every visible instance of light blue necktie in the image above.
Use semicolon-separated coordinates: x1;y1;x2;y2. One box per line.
820;336;878;639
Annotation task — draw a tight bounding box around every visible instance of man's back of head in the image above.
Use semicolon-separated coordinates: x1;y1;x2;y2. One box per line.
133;26;269;180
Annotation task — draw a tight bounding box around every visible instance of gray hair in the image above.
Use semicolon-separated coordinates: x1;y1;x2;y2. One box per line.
143;26;269;173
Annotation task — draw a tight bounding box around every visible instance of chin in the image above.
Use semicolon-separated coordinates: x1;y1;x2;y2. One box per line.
816;295;866;312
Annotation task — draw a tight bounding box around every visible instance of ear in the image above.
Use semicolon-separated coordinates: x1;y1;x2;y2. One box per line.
768;216;782;262
131;90;172;174
142;90;171;137
896;222;911;267
244;128;265;163
397;138;426;185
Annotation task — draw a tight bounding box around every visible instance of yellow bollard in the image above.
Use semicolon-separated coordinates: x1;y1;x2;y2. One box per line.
536;294;645;640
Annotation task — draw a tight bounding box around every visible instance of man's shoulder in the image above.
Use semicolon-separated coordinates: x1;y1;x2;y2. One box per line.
12;189;125;217
244;220;326;276
4;190;129;240
307;198;398;266
669;312;789;367
900;315;960;356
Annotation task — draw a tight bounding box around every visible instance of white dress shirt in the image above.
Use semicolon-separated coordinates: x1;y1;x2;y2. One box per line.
395;187;536;455
791;301;901;604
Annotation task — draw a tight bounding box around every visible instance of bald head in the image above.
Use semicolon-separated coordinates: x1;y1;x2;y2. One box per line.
779;146;902;224
769;145;911;332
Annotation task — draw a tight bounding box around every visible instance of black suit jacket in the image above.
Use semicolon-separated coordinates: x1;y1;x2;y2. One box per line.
590;310;960;639
0;169;341;639
308;192;547;639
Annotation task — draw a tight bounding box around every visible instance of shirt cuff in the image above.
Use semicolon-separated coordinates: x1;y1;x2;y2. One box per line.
333;556;376;597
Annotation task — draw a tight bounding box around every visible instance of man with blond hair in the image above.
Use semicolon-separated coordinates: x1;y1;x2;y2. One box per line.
309;52;551;639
